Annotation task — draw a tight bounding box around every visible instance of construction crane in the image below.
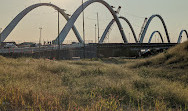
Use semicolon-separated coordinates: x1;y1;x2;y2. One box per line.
138;17;148;42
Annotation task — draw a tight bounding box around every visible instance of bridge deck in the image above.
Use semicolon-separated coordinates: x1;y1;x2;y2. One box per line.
97;43;177;49
0;43;178;59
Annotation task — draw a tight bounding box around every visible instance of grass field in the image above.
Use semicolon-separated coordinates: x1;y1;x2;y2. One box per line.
0;41;188;110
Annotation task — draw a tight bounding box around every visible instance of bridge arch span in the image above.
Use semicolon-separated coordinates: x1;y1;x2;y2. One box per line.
177;30;188;43
0;3;83;43
99;16;138;43
139;14;170;43
148;31;164;43
99;19;114;43
56;0;128;44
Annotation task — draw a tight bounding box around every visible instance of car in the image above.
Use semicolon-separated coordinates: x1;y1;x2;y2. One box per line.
4;43;18;48
18;42;37;48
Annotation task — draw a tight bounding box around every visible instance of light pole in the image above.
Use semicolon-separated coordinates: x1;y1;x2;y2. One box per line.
39;27;42;57
129;33;130;43
0;28;2;47
82;0;86;58
57;10;60;59
56;8;67;59
95;24;96;43
97;12;99;43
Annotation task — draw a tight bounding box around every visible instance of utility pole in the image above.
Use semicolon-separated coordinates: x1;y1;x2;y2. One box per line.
95;24;96;43
82;0;86;58
57;10;60;59
39;27;42;57
97;12;99;43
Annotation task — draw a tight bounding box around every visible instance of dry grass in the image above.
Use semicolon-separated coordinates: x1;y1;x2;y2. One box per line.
0;41;188;110
131;41;188;68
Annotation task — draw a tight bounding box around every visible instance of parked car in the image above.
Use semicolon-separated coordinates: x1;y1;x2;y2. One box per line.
18;42;37;48
4;43;17;48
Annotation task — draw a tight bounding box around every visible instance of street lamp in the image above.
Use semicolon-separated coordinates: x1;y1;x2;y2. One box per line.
95;24;96;43
57;10;60;59
39;27;42;46
57;8;66;59
97;12;99;43
0;28;2;47
39;27;42;57
82;0;86;58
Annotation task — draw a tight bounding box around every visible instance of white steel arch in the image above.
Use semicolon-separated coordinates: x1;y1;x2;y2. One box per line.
148;31;164;43
139;14;170;43
0;3;83;43
177;30;188;43
99;16;138;43
55;0;128;44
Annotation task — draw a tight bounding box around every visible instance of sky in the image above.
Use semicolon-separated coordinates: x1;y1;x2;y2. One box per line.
0;0;188;43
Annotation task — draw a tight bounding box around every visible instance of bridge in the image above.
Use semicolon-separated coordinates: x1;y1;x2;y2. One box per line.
0;0;188;59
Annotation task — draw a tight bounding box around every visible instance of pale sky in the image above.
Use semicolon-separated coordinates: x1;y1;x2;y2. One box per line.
0;0;188;43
